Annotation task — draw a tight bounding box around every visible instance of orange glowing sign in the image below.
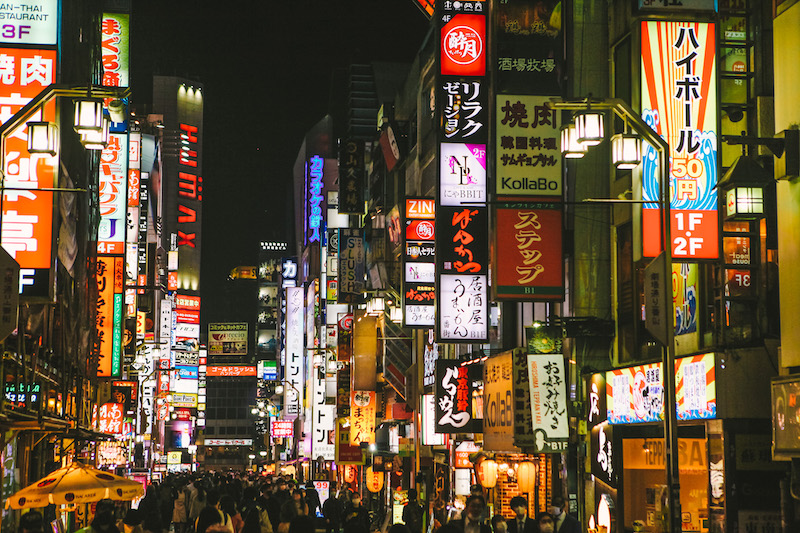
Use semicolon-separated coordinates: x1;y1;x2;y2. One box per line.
96;402;124;434
0;48;58;272
349;390;377;446
205;365;256;377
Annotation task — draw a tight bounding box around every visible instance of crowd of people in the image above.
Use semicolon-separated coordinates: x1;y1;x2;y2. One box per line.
15;473;579;533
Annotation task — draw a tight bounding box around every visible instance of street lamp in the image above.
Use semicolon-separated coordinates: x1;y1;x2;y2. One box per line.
548;97;681;533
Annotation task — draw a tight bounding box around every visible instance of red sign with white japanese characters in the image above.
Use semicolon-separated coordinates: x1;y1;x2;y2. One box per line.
0;48;58;272
96;403;125;434
495;201;564;300
175;294;200;310
441;14;486;76
271;419;294;438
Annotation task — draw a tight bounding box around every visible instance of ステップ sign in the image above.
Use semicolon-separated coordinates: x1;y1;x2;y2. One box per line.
494;201;563;300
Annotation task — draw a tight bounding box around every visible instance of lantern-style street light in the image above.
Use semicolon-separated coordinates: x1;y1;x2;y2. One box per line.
717;155;771;220
548;97;681;533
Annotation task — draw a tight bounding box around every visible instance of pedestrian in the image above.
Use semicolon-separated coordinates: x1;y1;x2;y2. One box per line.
140;486;164;533
490;516;507;533
447;495;490;533
291;490;308;516
508;497;537;533
548;498;578;533
535;514;553;533
277;500;299;533
261;484;281;531
219;495;243;533
241;512;261;533
77;507;120;533
189;484;208;526
305;487;321;520
195;508;224;533
401;489;424;533
322;485;342;533
239;486;274;533
18;511;44;533
342;493;370;533
117;510;144;533
172;481;189;533
288;516;315;533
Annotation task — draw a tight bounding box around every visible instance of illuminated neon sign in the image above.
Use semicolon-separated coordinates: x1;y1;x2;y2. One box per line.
308;155;324;242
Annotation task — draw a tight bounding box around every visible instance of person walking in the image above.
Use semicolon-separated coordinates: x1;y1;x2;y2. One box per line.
548;498;578;533
321;487;342;533
342;493;370;533
447;495;491;533
401;489;424;533
508;497;538;533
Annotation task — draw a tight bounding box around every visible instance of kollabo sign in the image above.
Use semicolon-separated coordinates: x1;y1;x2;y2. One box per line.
495;95;561;196
641;21;718;259
483;351;516;452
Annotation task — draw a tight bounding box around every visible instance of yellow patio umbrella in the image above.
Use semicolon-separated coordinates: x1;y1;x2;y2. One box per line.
5;462;144;509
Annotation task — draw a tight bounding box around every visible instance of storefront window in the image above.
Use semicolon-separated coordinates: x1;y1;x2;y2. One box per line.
622;438;708;533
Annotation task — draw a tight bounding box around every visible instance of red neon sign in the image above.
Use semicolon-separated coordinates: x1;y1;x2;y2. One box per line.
440;15;486;77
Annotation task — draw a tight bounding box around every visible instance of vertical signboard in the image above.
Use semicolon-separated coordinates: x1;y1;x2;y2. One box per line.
338;229;365;303
306;155;324;244
172;82;204;291
349;390;376;445
98;134;128;255
437;1;489;343
404;198;436;327
641;21;718;259
101;13;129;88
527;353;569;452
0;48;57;297
434;359;474;433
338;139;365;215
482;351;517;452
285;286;304;418
494;200;563;300
96;256;124;377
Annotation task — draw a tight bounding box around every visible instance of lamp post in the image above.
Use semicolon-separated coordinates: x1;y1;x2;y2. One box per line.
548;98;681;533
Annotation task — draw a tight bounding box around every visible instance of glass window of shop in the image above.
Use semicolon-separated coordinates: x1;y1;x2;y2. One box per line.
622;438;708;533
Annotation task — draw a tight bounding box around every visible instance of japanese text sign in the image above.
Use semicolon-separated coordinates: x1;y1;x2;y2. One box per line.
438;206;488;275
440;14;486;77
495;95;561;196
641;21;718;259
0;48;57;274
483;351;517;452
338;229;365;303
349;390;376;446
205;365;256;377
606;353;716;424
404;198;436;328
96;256;123;377
101;13;129;87
98;134;128;255
285;286;305;417
271;419;294;438
307;155;324;243
495;201;563;300
338;140;365;215
434;359;474;433
438;274;488;342
440;79;487;144
97;402;124;435
527;353;569;452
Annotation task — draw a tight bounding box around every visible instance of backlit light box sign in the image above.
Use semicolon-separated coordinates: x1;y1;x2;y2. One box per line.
101;13;129;87
438;274;488;342
0;1;58;45
205;365;256;377
272;419;294;438
307;155;324;243
641;21;718;259
606;352;716;424
440;14;486;77
439;143;486;206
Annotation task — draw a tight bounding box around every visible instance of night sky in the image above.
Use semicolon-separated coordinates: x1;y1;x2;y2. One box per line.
130;1;429;322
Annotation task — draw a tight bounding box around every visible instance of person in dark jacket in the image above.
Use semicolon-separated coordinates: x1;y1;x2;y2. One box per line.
321;487;342;533
402;489;424;533
549;498;579;533
342;493;369;533
508;497;538;533
447;495;491;533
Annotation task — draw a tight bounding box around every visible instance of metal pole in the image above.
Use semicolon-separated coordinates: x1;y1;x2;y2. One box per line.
547;98;681;533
